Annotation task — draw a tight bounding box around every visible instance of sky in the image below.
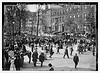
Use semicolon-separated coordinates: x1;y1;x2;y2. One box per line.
27;4;46;12
27;4;61;12
27;5;38;12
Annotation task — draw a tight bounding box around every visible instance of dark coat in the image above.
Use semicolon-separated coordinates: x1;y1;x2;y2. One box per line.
73;55;79;63
31;43;34;47
70;47;73;51
32;51;38;62
39;53;45;62
14;57;21;68
5;61;11;70
64;48;68;54
23;45;26;52
4;51;9;62
50;45;54;55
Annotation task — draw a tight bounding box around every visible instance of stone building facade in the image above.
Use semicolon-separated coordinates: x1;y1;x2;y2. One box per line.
25;4;96;35
48;4;96;34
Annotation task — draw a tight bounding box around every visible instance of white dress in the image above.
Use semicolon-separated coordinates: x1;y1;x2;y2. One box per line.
8;51;16;71
10;58;16;71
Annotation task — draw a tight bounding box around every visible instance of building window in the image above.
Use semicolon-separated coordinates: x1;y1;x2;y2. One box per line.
84;18;86;21
62;16;64;22
91;5;93;8
54;11;57;15
63;9;64;15
74;15;75;18
52;18;54;23
58;17;60;22
61;10;63;15
60;10;62;15
70;8;71;10
65;9;67;14
67;8;68;11
51;11;52;16
62;9;64;15
51;19;52;23
52;11;54;15
51;11;54;16
60;17;61;22
58;10;60;15
77;5;80;8
64;9;66;15
51;18;54;23
74;6;76;9
84;6;87;9
70;15;72;18
74;6;78;9
78;8;80;11
55;11;57;16
66;16;67;18
84;13;87;17
57;11;59;16
90;12;93;15
78;14;80;18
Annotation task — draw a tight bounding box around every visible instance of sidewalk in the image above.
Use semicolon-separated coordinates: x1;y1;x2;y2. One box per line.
21;49;96;71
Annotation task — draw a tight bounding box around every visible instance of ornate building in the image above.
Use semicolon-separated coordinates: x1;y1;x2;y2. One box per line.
43;4;96;35
25;4;96;35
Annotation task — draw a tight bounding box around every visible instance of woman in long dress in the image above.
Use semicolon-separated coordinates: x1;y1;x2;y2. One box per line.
8;50;16;71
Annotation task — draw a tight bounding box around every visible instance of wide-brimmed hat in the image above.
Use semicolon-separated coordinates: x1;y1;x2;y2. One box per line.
48;63;52;67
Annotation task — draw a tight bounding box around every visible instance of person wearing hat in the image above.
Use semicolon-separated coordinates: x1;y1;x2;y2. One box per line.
14;56;21;70
48;63;54;71
70;46;73;56
73;53;79;68
49;45;54;58
63;46;69;59
39;53;45;67
32;50;38;67
31;43;34;52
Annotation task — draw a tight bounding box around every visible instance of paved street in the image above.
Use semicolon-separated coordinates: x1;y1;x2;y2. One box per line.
20;45;96;71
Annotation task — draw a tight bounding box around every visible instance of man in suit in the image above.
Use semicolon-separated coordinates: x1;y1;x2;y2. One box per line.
63;46;69;58
49;45;54;58
39;53;45;67
32;50;38;67
73;53;79;68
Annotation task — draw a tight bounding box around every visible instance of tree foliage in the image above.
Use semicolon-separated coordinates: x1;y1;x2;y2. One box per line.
4;4;28;36
86;6;96;39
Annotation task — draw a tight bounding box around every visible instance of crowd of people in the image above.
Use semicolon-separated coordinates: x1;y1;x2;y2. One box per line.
2;34;96;71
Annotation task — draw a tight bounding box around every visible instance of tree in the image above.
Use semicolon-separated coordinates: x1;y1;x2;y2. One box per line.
4;5;15;35
16;4;28;34
86;6;96;39
4;4;28;43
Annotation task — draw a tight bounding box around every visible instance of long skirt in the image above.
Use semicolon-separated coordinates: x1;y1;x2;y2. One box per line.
10;59;16;71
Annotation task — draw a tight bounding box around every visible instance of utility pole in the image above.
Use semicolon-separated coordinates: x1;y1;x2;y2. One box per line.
37;4;40;37
31;17;34;35
17;4;22;35
80;4;83;33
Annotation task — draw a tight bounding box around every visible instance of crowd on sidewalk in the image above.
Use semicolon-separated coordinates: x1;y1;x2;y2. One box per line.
2;36;96;71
